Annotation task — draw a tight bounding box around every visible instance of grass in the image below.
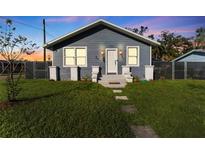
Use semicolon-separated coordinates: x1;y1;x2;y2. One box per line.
0;80;133;137
1;79;205;137
123;80;205;138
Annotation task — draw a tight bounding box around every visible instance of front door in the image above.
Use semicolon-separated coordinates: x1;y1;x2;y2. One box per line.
107;48;118;74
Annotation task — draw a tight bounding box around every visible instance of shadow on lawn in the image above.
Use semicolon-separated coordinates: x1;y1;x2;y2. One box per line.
0;92;63;110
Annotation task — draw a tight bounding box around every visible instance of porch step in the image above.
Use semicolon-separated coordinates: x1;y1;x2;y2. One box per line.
98;75;127;88
100;75;125;80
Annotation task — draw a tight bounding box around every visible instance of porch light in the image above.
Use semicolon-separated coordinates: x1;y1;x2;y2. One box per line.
119;50;123;56
99;49;105;62
100;50;105;55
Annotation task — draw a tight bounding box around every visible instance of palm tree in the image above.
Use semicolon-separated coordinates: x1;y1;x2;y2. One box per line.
195;27;205;49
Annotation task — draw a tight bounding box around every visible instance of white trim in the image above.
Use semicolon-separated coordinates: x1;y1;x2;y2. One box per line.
126;46;140;67
150;46;152;65
63;46;87;67
105;48;118;75
44;19;160;48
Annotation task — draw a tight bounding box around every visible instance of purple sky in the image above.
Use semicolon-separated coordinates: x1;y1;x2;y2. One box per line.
0;16;205;47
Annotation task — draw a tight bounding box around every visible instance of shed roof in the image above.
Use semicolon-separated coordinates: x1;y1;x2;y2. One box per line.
44;19;160;49
171;49;205;62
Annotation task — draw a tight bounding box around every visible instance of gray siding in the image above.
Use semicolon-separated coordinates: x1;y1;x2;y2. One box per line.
52;25;151;80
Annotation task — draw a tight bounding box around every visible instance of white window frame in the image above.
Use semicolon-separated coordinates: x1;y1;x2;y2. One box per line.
126;46;140;67
63;46;87;67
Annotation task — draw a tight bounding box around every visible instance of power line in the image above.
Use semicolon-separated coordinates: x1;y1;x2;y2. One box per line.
0;16;56;38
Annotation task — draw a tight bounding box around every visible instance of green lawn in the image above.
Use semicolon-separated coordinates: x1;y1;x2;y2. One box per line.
123;80;205;138
0;80;205;137
0;80;133;137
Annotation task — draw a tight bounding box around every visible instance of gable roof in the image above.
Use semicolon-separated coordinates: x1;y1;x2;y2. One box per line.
171;49;205;62
44;19;160;49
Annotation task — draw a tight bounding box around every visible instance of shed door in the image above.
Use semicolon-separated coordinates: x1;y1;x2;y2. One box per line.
107;48;118;74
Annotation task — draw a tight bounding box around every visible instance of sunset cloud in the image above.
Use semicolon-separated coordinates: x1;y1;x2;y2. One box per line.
0;50;53;61
46;16;80;23
46;16;99;23
123;17;204;38
145;27;196;37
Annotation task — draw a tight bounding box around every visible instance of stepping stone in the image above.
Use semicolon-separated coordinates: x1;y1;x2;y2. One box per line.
113;89;122;93
121;105;137;113
130;125;158;138
115;96;128;100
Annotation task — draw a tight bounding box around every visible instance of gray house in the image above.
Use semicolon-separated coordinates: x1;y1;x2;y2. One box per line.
45;19;160;85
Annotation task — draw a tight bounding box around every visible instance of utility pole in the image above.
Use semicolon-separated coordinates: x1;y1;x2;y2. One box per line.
43;19;46;62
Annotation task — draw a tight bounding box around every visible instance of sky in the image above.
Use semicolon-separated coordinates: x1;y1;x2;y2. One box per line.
0;16;205;61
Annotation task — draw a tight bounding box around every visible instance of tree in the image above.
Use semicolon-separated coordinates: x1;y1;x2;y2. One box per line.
126;25;193;61
153;31;193;61
195;27;205;49
126;26;147;35
125;26;155;39
0;19;38;102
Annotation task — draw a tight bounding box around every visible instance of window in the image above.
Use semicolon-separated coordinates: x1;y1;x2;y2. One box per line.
127;46;139;66
64;47;87;67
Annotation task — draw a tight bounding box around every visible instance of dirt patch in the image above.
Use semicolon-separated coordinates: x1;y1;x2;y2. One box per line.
0;101;11;110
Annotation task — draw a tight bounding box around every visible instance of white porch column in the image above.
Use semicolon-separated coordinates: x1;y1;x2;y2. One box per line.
70;66;78;81
122;65;133;83
145;65;154;80
92;66;99;82
49;66;58;81
122;65;130;75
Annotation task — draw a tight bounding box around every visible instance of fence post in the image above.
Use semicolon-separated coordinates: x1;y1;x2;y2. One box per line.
184;61;187;80
24;62;26;79
172;61;175;80
45;62;48;79
33;62;36;79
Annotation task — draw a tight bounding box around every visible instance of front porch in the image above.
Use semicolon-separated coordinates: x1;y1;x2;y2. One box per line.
49;65;154;84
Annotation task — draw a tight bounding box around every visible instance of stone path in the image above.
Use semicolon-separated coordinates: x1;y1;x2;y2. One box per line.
121;105;137;113
113;89;122;93
112;88;158;138
130;125;158;138
115;96;128;100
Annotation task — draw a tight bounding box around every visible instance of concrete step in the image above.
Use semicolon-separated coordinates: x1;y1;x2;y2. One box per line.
102;75;125;79
98;75;127;88
99;82;127;88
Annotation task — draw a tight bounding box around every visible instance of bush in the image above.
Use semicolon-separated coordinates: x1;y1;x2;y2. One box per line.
133;76;140;82
81;74;91;82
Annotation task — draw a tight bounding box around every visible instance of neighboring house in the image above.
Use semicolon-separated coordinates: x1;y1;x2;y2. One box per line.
45;19;160;83
172;49;205;62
